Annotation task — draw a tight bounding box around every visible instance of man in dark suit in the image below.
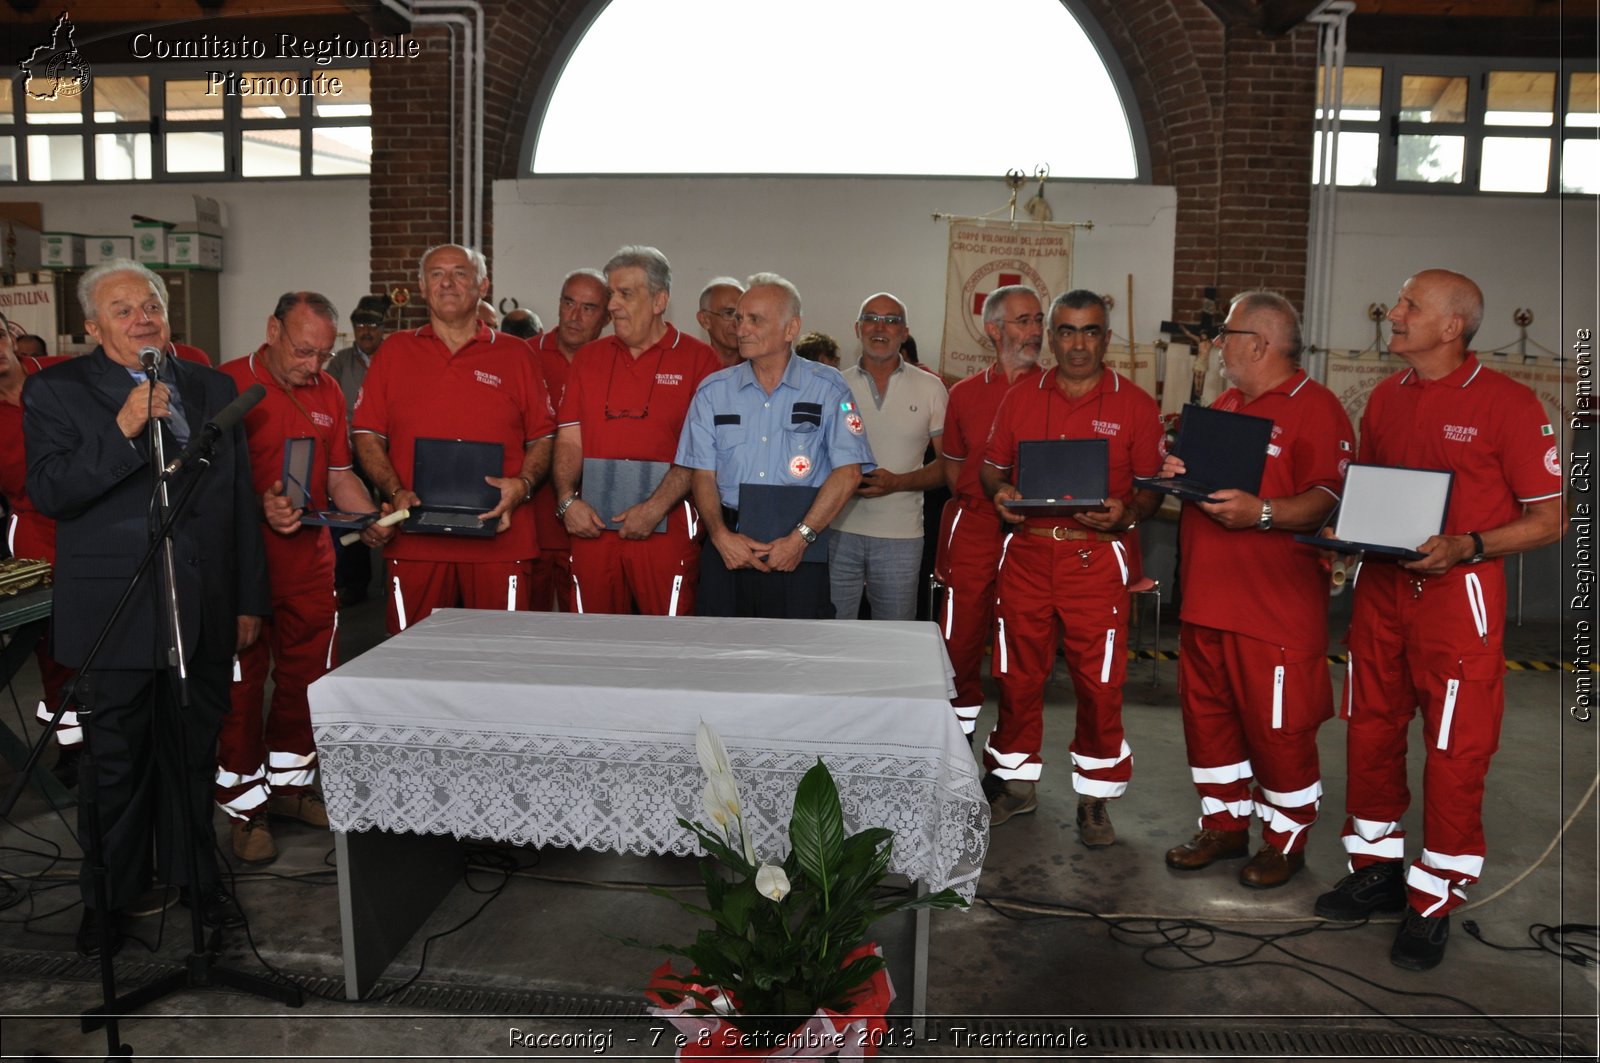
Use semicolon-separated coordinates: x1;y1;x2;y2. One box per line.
24;260;270;958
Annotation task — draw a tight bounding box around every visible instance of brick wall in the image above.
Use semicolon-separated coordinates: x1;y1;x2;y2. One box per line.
368;0;1318;324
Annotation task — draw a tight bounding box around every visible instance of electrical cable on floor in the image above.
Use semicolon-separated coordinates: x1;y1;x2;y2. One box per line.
977;891;1560;1056
219;840;521;1005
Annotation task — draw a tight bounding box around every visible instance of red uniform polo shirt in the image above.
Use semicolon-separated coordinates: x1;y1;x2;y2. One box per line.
530;333;574;550
1180;370;1354;652
943;365;1042;505
1359;355;1562;538
223;349;353;594
353;324;556;563
558;324;720;462
2;355;71;560
983;368;1162;533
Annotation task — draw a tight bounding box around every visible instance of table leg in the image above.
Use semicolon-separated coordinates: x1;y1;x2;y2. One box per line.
336;828;464;1000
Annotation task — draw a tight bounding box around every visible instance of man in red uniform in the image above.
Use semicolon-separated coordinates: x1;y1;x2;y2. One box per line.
354;244;556;633
527;268;610;611
980;289;1162;840
936;285;1043;739
1314;269;1563;970
0;317;78;781
552;246;721;616
216;292;396;863
697;277;744;369
1159;292;1353;889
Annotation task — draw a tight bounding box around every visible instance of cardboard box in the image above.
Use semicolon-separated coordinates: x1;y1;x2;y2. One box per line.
89;235;134;265
167;231;223;271
40;232;87;268
132;218;175;265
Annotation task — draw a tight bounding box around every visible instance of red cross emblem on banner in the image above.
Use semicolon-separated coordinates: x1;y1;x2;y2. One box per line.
973;273;1024;316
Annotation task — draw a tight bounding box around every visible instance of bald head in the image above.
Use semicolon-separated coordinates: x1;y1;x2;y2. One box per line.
1407;269;1484;345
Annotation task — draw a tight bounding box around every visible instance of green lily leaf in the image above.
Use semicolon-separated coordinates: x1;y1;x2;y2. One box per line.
788;759;845;901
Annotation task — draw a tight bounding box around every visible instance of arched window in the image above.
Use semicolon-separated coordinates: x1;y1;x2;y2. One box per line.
528;0;1144;179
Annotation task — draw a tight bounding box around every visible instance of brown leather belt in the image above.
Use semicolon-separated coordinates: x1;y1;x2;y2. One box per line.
1025;526;1120;543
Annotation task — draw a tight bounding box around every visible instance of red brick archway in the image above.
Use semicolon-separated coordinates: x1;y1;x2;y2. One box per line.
369;0;1314;322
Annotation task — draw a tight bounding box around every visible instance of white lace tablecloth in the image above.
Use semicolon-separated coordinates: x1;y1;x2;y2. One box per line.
308;610;988;898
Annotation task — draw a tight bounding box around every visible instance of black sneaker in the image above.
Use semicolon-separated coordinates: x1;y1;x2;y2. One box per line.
179;885;245;929
1390;909;1450;970
1314;860;1406;920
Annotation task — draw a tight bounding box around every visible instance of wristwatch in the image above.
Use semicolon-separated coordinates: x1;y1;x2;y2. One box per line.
1467;531;1485;563
794;522;818;545
555;492;579;518
1256;498;1274;531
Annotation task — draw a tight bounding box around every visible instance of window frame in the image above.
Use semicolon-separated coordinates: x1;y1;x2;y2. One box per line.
1318;53;1595;196
519;0;1151;182
1;59;371;184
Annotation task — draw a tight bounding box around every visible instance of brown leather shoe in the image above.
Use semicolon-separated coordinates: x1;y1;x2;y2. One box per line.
1076;796;1115;848
231;813;278;864
1165;828;1250;870
267;789;330;829
1239;845;1305;889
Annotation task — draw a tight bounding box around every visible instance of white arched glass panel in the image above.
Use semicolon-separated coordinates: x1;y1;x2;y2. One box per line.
532;0;1139;178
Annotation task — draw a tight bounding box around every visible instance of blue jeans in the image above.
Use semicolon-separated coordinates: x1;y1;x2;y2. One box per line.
828;531;923;621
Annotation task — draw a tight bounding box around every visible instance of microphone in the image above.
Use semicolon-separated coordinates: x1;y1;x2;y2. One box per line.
139;345;163;373
161;384;266;480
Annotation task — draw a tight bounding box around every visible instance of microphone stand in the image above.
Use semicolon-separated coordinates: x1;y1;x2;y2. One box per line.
1;371;301;1059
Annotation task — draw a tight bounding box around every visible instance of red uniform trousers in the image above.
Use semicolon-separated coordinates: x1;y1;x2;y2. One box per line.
529;546;575;612
216;587;337;818
987;532;1132;794
12;512;80;747
1340;559;1506;918
386;558;533;634
934;497;1004;735
569;501;699;616
1178;624;1331;853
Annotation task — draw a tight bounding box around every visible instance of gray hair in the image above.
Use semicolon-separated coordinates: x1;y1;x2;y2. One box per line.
418;243;489;290
563;267;607;291
605;245;672;295
78;259;168;323
745;272;802;319
1229;290;1303;362
981;284;1040;329
856;291;907;322
273;291;340;327
699;276;744;311
1049;288;1109;320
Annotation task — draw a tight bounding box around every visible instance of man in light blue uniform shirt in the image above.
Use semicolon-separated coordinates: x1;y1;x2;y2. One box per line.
677;272;875;618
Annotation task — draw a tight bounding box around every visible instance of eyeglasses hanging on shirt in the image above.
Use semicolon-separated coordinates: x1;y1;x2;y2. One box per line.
603;347;662;420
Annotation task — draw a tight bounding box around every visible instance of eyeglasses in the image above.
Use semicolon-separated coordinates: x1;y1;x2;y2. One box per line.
1002;314;1045;328
702;307;737;321
603;353;659;420
859;313;906;326
1212;325;1260;343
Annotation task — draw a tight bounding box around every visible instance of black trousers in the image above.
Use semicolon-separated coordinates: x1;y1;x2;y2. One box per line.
697;537;834;620
75;657;229;911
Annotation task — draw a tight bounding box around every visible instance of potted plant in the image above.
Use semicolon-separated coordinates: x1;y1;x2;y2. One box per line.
641;722;968;1060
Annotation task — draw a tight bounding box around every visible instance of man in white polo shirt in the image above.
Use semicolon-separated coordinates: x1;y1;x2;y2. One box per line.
829;292;948;621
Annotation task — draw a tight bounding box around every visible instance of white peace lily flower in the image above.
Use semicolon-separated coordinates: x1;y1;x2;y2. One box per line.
702;780;733;830
755;863;791;902
696;720;734;783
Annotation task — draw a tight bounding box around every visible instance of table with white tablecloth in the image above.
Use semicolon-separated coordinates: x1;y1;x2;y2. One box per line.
308;609;989;1002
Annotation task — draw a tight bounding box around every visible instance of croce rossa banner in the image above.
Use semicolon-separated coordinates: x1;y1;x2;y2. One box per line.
938;218;1074;380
